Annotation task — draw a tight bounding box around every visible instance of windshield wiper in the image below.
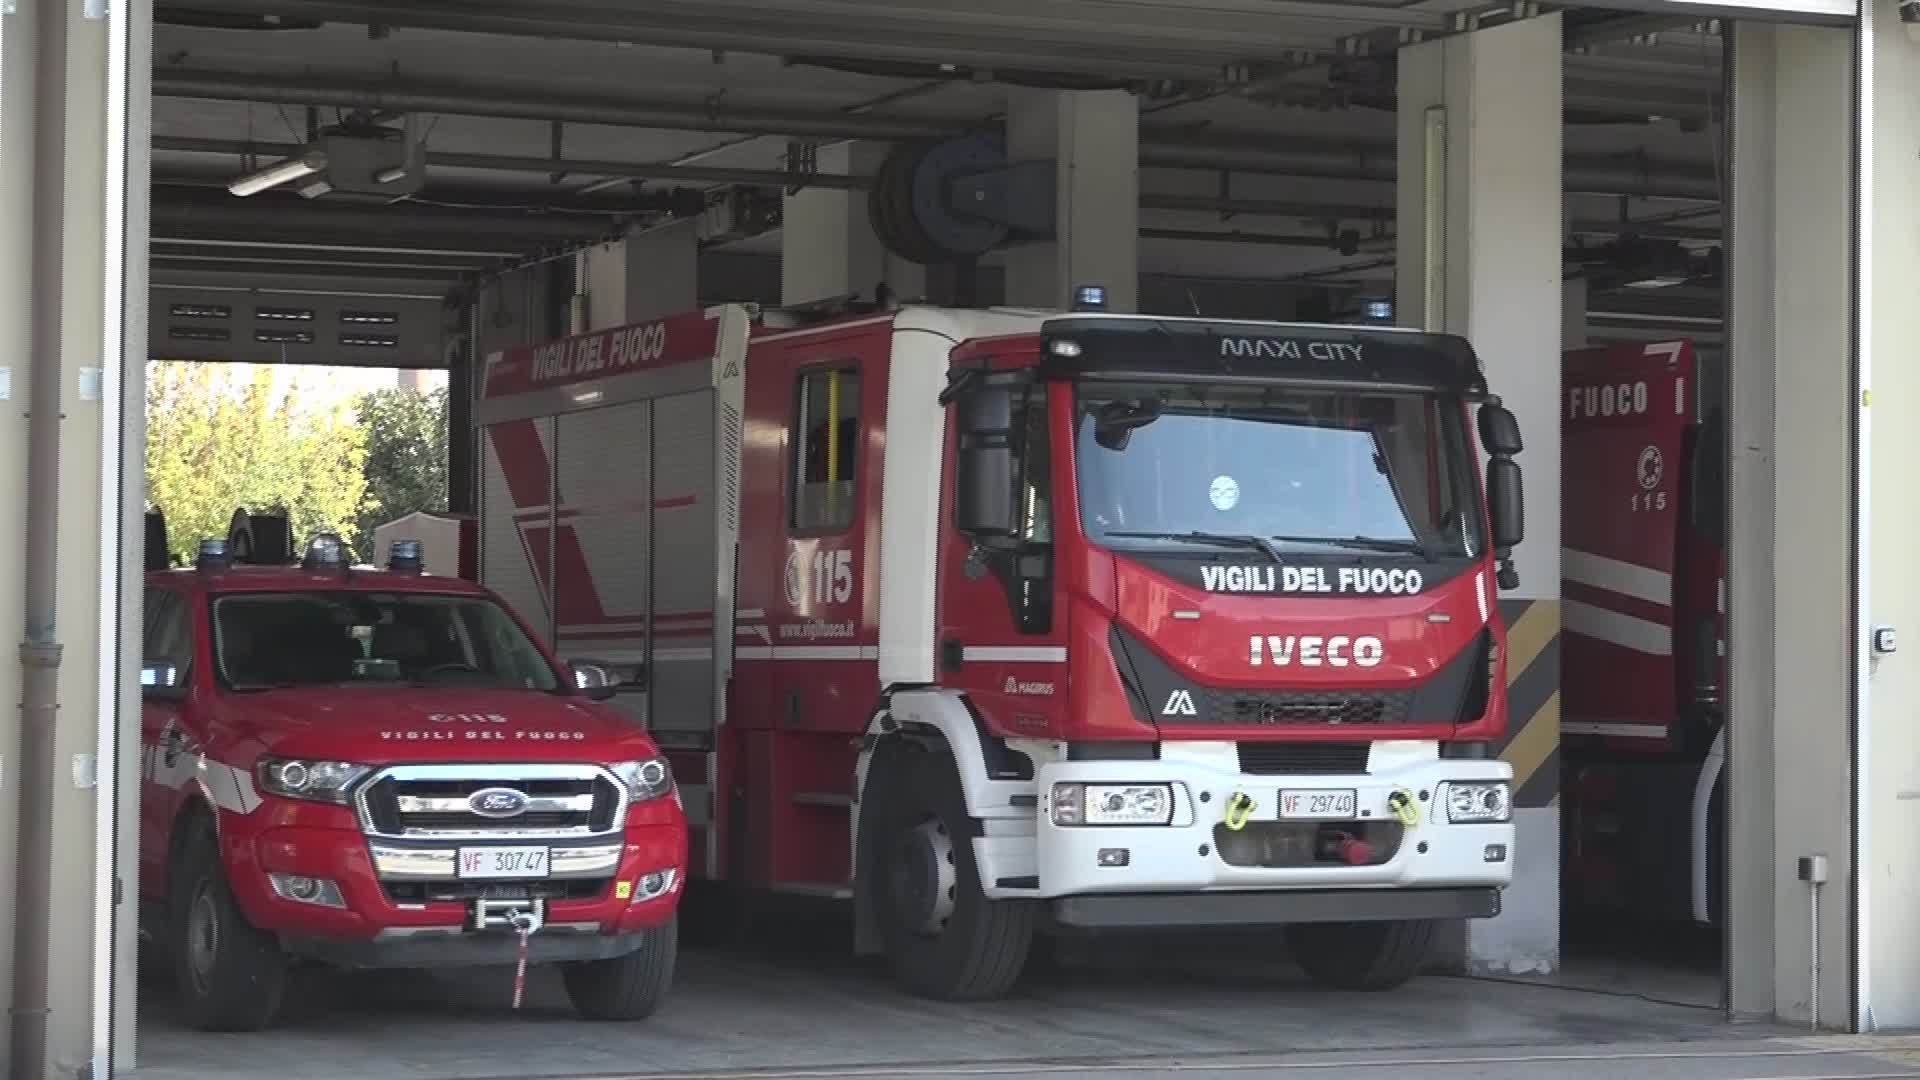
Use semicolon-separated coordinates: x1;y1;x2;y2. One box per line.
1104;530;1286;563
1270;534;1438;562
228;681;301;693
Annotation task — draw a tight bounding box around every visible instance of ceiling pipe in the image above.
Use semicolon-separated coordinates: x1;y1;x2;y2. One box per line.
155;139;1723;235
151;69;1723;200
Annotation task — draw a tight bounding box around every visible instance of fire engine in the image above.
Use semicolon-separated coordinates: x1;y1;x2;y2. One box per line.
137;510;688;1030
474;290;1528;1000
1560;338;1728;927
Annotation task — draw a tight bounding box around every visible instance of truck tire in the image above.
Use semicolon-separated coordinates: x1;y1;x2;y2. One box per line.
869;739;1036;1001
1287;918;1436;991
562;916;678;1021
169;822;288;1031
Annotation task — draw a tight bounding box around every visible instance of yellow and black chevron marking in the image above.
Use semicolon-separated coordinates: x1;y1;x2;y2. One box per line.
1496;597;1561;808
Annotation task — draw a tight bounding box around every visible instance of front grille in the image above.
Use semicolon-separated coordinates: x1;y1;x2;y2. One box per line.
1237;741;1371;776
356;765;624;839
1196;687;1410;727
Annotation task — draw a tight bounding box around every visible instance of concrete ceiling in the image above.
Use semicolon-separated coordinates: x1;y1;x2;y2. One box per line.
148;1;1739;324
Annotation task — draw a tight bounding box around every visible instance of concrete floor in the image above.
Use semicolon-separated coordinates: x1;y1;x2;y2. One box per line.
124;912;1848;1080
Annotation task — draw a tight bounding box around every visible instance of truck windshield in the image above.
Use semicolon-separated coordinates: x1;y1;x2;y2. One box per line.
211;591;562;692
1074;380;1483;559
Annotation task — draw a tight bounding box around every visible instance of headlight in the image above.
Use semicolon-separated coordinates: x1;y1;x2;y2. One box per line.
1441;781;1511;823
1050;783;1174;826
611;757;674;802
254;757;370;804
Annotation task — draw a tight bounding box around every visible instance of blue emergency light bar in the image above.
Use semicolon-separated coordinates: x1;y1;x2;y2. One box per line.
196;538;230;572
1071;284;1107;312
388;539;425;574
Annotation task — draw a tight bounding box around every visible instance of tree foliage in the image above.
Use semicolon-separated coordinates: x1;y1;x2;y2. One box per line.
351;385;449;553
145;362;371;563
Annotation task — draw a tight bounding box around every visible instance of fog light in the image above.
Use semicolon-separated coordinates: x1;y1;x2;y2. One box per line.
1484;844;1508;863
267;872;346;908
1097;848;1130;867
633;869;677;903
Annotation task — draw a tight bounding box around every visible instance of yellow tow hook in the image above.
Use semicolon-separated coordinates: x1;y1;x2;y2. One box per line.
1387;788;1421;828
1223;789;1257;831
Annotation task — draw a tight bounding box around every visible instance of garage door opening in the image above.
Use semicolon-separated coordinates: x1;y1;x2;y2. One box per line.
103;3;1796;1077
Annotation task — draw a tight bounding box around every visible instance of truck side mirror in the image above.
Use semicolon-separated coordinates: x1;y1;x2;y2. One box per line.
569;660;620;701
1477;404;1523;458
954;383;1018;538
1486;456;1524;551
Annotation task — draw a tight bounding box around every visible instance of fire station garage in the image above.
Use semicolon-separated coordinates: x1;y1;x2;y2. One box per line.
2;0;1917;1078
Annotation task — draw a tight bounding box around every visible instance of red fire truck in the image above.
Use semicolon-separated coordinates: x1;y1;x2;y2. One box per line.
138;512;688;1030
474;294;1528;1000
1559;339;1728;927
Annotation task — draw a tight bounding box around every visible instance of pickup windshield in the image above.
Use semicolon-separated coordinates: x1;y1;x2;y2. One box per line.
211;591;562;692
1074;380;1483;559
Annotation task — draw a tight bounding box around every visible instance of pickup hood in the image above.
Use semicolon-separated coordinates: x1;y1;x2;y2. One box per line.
213;687;657;765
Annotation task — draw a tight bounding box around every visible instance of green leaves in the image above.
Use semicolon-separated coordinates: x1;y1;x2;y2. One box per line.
145;362;372;562
351;385;450;552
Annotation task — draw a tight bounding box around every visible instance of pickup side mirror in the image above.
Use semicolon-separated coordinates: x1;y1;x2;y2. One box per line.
953;382;1018;538
141;659;185;700
1478;403;1523;457
570;659;640;702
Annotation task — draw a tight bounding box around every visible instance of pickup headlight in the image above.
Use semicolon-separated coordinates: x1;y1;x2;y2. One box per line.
255;757;371;805
611;757;675;802
1051;783;1174;826
1440;781;1512;824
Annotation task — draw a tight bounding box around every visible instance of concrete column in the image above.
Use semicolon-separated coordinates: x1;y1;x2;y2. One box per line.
1724;19;1852;1030
0;0;126;1075
1856;0;1920;1032
1395;13;1564;976
780;142;925;308
575;218;700;331
1002;89;1139;312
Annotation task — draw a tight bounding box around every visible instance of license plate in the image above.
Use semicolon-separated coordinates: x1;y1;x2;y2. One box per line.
456;846;551;879
1278;789;1357;820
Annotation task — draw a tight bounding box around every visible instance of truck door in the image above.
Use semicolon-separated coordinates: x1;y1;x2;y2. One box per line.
138;585;195;900
935;365;1068;741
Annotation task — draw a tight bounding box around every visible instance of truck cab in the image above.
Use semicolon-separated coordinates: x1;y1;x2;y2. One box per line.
137;511;687;1030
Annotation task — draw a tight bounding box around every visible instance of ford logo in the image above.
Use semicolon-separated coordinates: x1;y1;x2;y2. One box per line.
468;787;530;818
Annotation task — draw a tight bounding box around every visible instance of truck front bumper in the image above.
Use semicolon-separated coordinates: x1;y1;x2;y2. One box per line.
1017;742;1514;914
228;819;685;967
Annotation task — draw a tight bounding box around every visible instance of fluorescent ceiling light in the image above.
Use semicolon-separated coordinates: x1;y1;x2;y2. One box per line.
228;151;327;197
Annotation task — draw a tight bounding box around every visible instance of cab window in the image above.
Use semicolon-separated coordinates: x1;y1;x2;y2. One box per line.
790;366;860;533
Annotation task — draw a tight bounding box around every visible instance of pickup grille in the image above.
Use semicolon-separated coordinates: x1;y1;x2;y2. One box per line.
355;765;625;840
1197;688;1410;727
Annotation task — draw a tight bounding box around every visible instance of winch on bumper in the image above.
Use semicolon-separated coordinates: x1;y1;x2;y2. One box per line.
1028;742;1513;929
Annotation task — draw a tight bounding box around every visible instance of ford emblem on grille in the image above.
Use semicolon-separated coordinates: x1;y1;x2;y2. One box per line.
468;787;530;818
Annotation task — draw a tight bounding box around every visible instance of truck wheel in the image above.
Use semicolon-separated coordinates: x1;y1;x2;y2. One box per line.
870;740;1036;1001
562;916;678;1021
1287;919;1436;991
169;823;288;1031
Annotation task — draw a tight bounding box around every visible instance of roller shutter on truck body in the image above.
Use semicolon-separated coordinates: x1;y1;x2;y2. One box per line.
1560;340;1695;750
475;305;752;876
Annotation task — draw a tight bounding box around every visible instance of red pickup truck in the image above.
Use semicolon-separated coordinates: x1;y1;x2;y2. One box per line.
138;513;687;1030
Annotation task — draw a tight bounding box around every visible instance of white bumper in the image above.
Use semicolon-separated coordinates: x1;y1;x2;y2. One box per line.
1021;741;1513;900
